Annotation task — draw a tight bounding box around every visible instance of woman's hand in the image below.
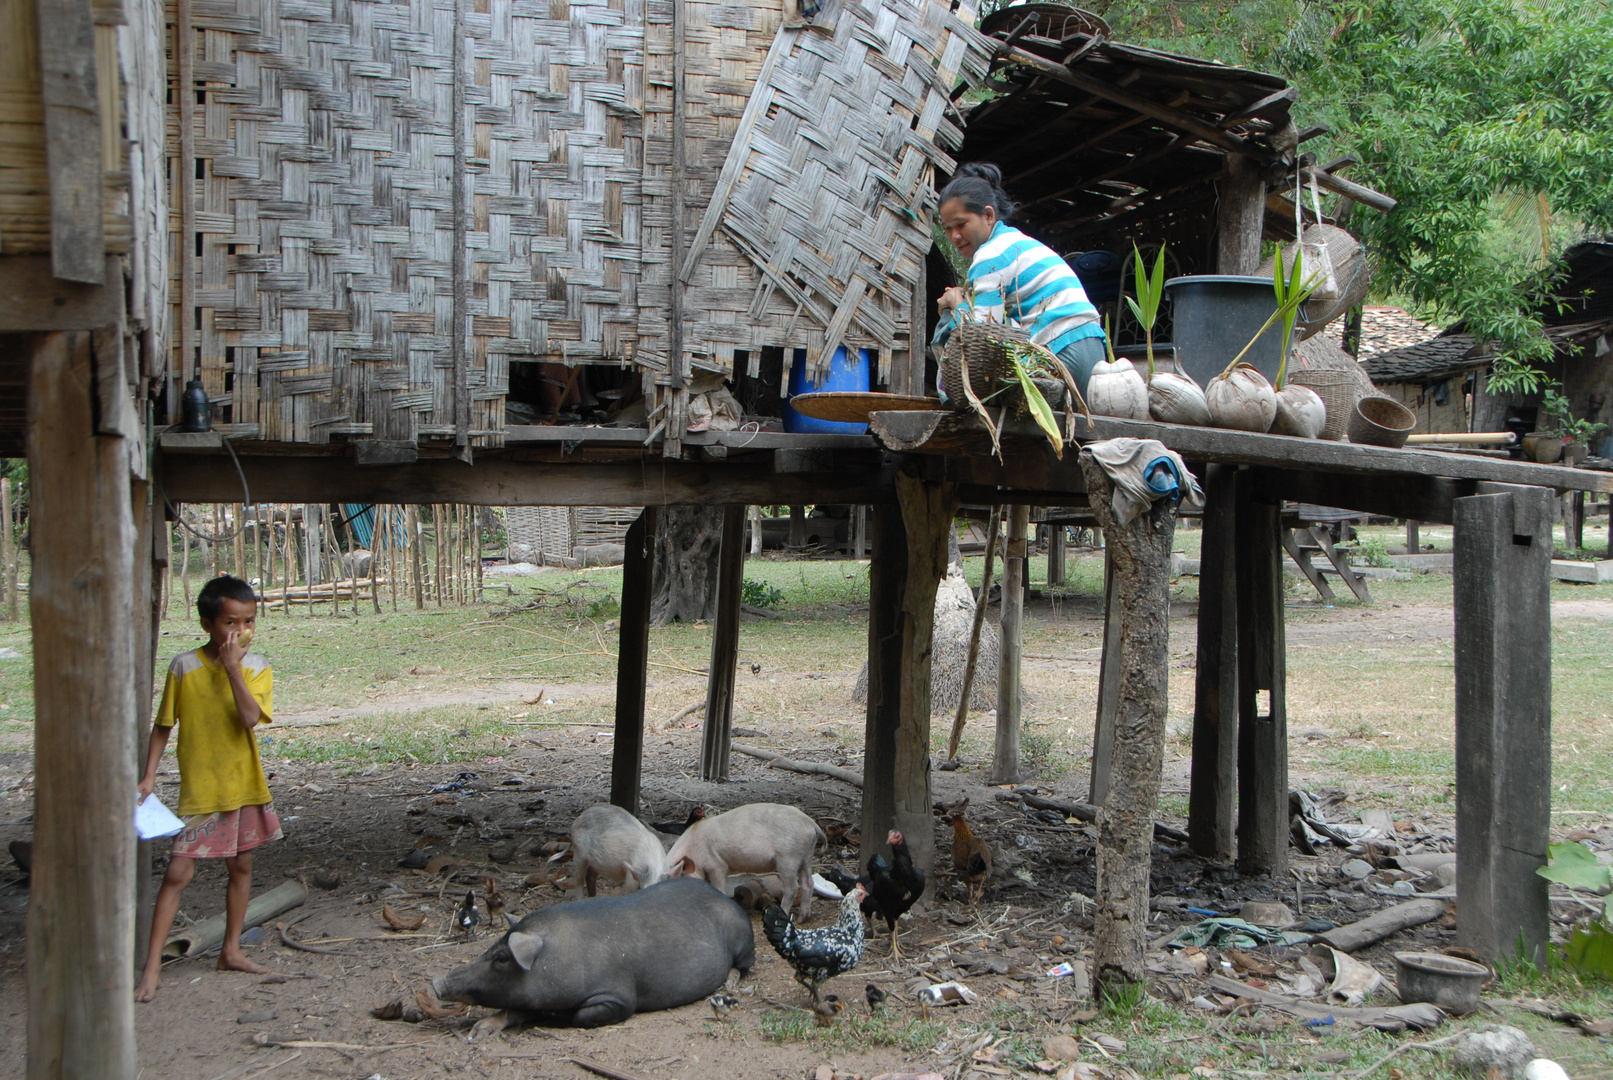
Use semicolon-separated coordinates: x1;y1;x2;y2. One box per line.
936;286;965;316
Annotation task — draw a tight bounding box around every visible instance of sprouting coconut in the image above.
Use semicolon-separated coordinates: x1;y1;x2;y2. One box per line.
1206;247;1319;434
1124;243;1210;426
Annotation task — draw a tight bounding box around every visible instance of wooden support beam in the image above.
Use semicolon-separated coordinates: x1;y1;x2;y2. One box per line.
159;455;901;508
1249;467;1473;526
27;330;137;1080
611;508;658;815
1216;154;1265;274
1405;519;1420;554
787;505;807;548
1235;479;1287;878
1302;166;1397;214
1188;464;1238;860
700;504;746;781
993;505;1028;784
1454;485;1552;965
34;0;103;283
1079;449;1177;988
1048;522;1066;585
860;468;955;895
1088;547;1120;804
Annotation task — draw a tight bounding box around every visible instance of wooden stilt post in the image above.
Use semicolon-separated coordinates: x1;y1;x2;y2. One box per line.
1235;476;1288;878
132;474;159;982
748;505;762;556
993;504;1028;784
210;503;222;579
370;507;382;613
1078;449;1177;989
1048;521;1066;587
473;507;483;603
233;504;246;581
1089;546;1121;804
1;478;14;619
1216;154;1266;274
700;504;746;781
1565;491;1584;553
612;508;659;814
860;467;954;890
853;505;867;560
179;507;192;612
1189;464;1239;860
409;505;424;609
26;330;138;1079
1405;519;1420;555
1454;484;1553;965
787;504;806;549
433;504;446;606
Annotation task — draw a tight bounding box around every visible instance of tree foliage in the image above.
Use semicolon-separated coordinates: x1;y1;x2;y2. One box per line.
1093;0;1613;389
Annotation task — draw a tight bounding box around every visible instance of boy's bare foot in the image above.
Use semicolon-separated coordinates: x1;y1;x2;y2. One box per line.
218;951;269;975
135;971;162;1002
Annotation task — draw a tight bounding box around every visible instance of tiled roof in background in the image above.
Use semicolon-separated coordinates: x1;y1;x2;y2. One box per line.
1357;306;1441;358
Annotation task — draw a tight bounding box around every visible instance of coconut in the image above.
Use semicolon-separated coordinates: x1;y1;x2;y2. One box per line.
1270;384;1326;438
1087;357;1149;420
1147;371;1211;426
1206;363;1277;432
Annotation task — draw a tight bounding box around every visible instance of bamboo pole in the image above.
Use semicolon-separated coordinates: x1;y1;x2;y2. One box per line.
303;506;315;617
409;506;424;610
179;509;192;614
163;521;174;620
386;507;399;612
473;507;483;604
209;504;221;579
281;505;295;615
233;504;246;581
433;504;445;607
1;478;14;620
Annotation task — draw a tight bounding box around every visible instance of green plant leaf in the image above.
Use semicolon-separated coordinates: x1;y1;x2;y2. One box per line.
1565;922;1613;976
1012;355;1064;459
1536;840;1613;891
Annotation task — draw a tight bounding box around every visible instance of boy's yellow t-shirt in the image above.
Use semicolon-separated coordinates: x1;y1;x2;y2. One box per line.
155;648;274;815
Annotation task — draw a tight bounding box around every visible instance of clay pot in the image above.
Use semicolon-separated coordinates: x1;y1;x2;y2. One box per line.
1348;396;1417;449
1086;358;1149;420
1148;371;1211;426
1270;384;1327;438
1205;363;1277;432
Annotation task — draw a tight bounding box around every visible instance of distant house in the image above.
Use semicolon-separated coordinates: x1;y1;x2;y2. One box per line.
1361;242;1613;443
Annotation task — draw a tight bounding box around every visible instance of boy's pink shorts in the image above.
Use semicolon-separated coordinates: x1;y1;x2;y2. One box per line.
171;802;282;859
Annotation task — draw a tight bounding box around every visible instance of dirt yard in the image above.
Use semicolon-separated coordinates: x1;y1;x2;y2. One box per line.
0;542;1609;1080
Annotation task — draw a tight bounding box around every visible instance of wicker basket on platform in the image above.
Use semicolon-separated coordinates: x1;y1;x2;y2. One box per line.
941;320;1029;411
1288;367;1359;441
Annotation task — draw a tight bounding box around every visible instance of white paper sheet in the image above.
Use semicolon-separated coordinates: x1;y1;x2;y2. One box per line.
135;794;186;840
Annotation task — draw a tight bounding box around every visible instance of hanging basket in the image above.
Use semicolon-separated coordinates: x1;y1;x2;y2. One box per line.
941;320;1030;413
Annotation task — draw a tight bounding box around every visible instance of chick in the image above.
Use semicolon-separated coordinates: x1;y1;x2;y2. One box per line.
708;991;739;1021
455;889;481;936
813;994;845;1027
483;876;507;928
865;983;887;1012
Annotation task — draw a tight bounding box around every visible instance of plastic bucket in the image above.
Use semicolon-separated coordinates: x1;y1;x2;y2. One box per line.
783;347;872;435
1164;276;1283;388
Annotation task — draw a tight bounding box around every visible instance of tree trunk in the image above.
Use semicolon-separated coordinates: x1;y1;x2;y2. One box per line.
651;505;725;625
1079;451;1176;990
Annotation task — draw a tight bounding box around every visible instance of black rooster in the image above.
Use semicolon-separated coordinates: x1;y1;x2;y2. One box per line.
762;882;867;1001
648;806;705;836
867;829;925;958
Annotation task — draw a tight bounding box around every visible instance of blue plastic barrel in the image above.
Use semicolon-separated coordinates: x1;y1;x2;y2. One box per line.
782;346;872;435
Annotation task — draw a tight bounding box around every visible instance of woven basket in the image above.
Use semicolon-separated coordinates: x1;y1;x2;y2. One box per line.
941;320;1027;411
1288;367;1358;441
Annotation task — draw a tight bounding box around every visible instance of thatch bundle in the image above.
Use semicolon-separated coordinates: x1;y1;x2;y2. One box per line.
852;570;998;714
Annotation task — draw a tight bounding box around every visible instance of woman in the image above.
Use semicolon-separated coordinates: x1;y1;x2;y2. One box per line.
933;162;1107;396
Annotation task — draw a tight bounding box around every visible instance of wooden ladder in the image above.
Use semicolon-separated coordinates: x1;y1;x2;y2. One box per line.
1281;525;1373;604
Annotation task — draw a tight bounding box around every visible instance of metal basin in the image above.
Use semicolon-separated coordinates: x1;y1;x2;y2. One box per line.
1394;951;1489;1015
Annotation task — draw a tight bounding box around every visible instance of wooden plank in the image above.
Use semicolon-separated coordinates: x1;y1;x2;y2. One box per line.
1215;154;1264;274
868;410;1613;493
1188;464;1238;860
0;256;122;331
993;505;1028;784
34;0;103;283
1454;486;1552;965
26;330;136;1080
1249;467;1469;525
158;455;900;508
699;504;746;782
610;508;657;816
354;441;419;466
1088;547;1120;803
860;468;955;896
1235;478;1287;877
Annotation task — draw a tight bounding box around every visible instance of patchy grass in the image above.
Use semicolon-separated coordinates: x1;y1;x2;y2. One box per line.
756;1005;946;1053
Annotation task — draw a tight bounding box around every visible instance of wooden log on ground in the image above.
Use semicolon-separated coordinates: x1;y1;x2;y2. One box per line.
611;508;658;815
1189;464;1239;860
1078;448;1176;988
998;792;1191;843
992;505;1028;784
27;329;137;1080
1454;485;1553;965
1313;899;1449;953
731;745;864;787
700;504;746;781
860;467;955;895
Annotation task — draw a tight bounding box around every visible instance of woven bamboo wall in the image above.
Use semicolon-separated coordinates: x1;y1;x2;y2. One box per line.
167;0;989;446
0;0;140;262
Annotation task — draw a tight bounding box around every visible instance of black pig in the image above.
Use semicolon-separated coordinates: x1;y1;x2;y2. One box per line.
433;877;754;1029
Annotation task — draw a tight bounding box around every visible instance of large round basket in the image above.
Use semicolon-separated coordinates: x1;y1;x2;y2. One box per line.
940;320;1027;410
1348;395;1417;448
1288;367;1359;441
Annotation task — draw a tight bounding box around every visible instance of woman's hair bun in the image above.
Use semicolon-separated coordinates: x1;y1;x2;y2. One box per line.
957;162;1006;188
938;161;1018;222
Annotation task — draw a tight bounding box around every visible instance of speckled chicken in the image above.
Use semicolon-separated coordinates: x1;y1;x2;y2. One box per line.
761;882;867;1002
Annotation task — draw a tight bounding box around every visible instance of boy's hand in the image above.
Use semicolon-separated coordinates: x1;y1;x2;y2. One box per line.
218;630;247;672
138;773;155;801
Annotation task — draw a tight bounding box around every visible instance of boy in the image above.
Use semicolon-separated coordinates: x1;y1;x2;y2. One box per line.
136;574;278;1002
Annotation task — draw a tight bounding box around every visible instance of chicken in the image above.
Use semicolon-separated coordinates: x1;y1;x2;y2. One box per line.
762;882;867;1002
708;991;738;1021
454;889;481;936
482;876;508;928
866;829;925;958
865;983;886;1011
949;811;992;907
813;995;845;1026
648;806;705;836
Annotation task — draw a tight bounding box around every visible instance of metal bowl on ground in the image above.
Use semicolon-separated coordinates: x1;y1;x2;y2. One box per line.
1394;951;1489;1015
1348;395;1417;448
